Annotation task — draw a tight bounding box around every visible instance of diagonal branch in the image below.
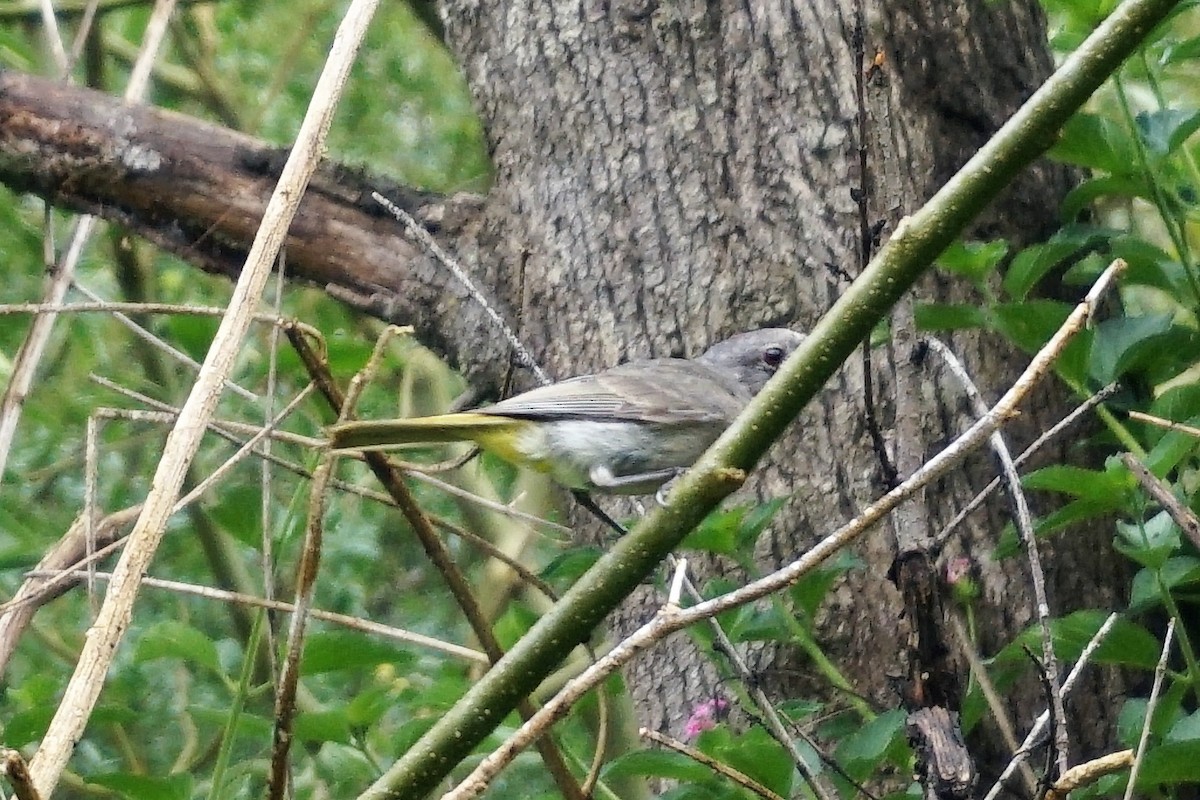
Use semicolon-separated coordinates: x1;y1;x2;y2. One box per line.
0;70;497;378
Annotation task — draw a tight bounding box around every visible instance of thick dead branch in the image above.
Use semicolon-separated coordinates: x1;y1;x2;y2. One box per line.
0;70;490;371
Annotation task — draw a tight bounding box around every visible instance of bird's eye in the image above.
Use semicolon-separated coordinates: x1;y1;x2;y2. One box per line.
762;346;785;368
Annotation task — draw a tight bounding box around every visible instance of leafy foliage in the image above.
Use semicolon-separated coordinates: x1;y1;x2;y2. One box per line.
2;0;1200;798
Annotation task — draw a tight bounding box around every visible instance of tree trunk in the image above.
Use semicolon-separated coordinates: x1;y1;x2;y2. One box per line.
436;0;1127;779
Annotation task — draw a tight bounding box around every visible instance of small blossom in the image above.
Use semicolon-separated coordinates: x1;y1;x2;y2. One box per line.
683;697;728;738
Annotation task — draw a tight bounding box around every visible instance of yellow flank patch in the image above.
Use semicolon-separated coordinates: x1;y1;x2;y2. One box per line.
468;422;544;469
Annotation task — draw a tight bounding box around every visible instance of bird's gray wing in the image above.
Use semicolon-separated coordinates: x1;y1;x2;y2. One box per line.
484;359;748;424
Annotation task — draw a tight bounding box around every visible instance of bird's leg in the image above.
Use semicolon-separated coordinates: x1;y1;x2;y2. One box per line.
570;490;628;536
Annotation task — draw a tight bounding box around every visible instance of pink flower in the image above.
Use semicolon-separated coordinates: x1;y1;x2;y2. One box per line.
683;698;729;738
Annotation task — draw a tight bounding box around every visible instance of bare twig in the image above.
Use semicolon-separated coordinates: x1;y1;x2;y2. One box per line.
29;569;488;663
925;336;1070;776
640;728;786;800
268;397;338;799
1124;618;1174;800
1;748;42;800
437;261;1126;800
934;383;1119;549
0;0;177;482
373;191;550;385
37;0;69;75
1122;452;1200;550
948;613;1036;793
71;281;258;401
983;612;1120;800
24;0;371;792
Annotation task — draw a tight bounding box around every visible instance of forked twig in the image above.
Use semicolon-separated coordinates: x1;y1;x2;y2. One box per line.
926;336;1069;776
934;383;1118;550
983;612;1120;800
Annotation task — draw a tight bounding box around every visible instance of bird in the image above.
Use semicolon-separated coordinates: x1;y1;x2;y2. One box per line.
327;328;805;495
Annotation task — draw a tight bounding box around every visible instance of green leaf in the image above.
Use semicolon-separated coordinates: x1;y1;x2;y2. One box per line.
1087;314;1175;384
135;621;221;674
994;610;1161;670
1167;710;1200;743
736;497;786;550
1115;512;1181;570
1136;108;1200;156
790;550;862;619
1021;464;1131;503
602;749;715;783
295;708;353;744
1048;113;1137;173
540;546;602;589
1003;230;1107;300
835;710;909;780
88;773;192;800
1060;174;1152;220
1129;557;1200;611
991;300;1073;353
1138;740;1200;785
301;631;415;675
711;726;796;796
683;506;742;555
726;602;791;644
937;239;1009;284
914;303;986;331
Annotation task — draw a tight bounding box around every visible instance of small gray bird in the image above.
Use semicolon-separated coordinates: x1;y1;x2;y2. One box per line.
328;328;805;494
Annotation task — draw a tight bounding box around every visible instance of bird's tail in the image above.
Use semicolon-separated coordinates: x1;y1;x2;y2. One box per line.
327;412;519;451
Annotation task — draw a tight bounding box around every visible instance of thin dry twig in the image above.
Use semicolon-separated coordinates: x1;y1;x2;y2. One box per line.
372;191;550;385
28;569;488;663
1122;452;1200;551
24;0;368;792
37;0;69;75
0;0;177;483
1124;618;1174;800
948;613;1036;793
1;748;42;800
934;383;1119;550
983;612;1121;800
71;281;258;402
925;336;1070;776
640;728;786;800
438;260;1126;800
268;394;338;799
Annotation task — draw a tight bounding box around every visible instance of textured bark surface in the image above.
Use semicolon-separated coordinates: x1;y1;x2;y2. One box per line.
0;0;1134;785
437;0;1128;778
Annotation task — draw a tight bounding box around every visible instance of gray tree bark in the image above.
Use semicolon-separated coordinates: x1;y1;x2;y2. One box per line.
435;0;1127;780
0;0;1133;788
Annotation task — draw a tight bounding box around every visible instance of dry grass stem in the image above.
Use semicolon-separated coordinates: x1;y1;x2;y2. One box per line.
25;0;371;791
